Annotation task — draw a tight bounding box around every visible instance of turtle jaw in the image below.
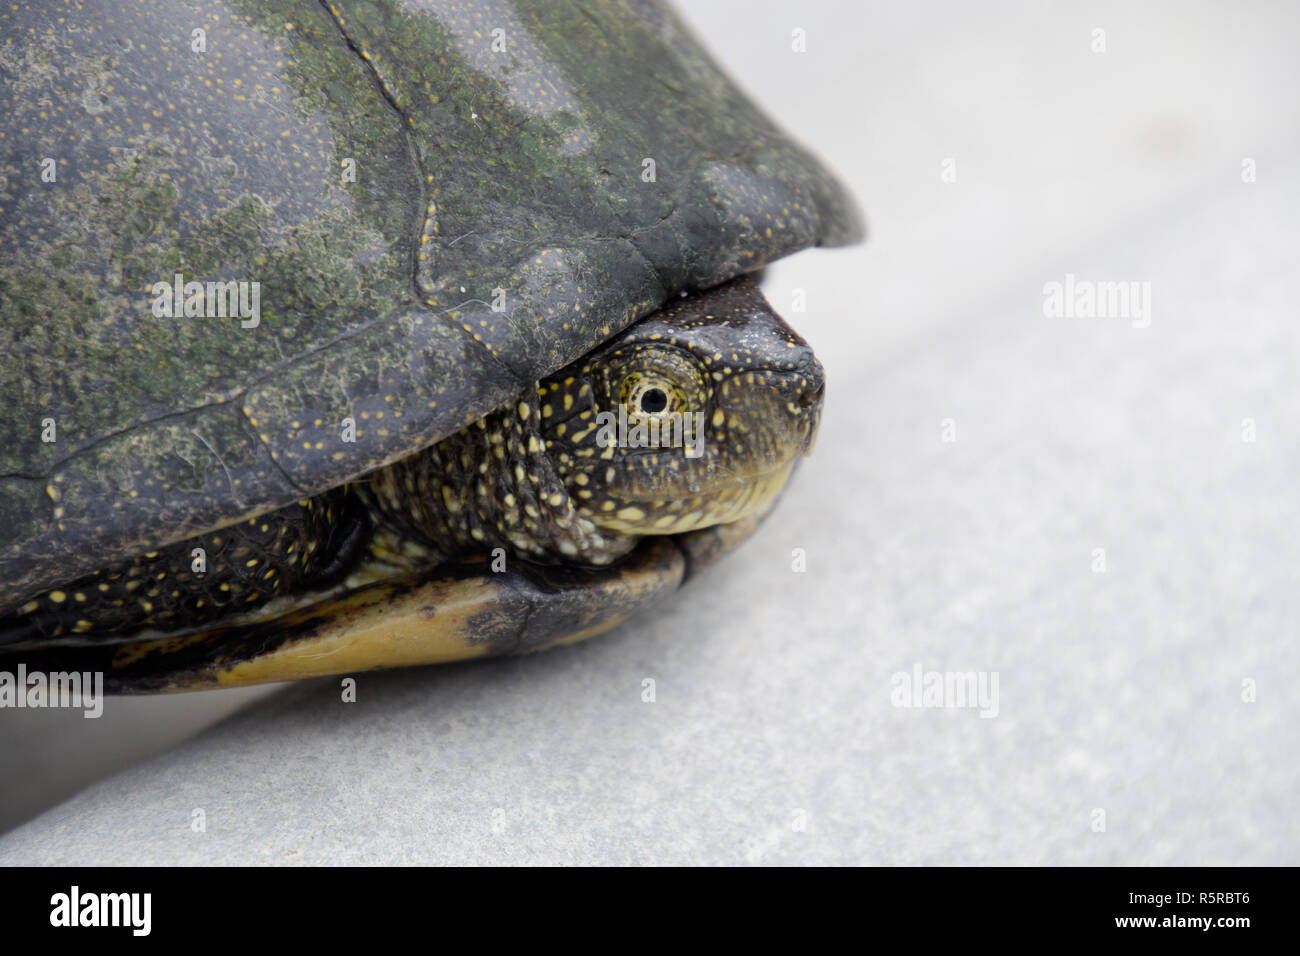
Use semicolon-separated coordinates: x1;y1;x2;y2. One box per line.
586;460;799;536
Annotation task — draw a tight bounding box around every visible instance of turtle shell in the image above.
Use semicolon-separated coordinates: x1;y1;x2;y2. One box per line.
0;0;860;611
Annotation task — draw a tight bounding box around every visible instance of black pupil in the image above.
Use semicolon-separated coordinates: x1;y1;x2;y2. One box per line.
640;388;668;414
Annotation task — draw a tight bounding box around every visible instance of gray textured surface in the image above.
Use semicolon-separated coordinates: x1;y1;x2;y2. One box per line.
2;0;1298;864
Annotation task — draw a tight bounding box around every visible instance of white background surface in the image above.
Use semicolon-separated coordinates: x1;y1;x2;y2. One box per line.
2;0;1297;863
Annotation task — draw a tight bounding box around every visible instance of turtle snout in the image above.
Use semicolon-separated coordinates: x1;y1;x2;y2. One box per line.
792;349;825;404
799;379;825;408
791;352;826;454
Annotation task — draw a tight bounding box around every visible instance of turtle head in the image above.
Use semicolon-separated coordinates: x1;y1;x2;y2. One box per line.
538;277;824;536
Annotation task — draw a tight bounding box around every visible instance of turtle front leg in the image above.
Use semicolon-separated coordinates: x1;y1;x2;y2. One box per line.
0;490;369;645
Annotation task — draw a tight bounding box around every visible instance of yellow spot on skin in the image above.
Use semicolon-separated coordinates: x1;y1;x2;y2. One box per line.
48;590;67;604
712;408;726;428
617;506;645;522
518;402;531;420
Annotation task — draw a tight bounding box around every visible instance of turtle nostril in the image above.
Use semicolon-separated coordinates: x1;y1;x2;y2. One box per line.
798;382;825;408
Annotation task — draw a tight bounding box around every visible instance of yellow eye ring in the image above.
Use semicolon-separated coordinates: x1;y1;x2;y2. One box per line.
622;374;683;421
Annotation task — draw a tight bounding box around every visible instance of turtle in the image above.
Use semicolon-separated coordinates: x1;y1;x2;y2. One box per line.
0;0;861;692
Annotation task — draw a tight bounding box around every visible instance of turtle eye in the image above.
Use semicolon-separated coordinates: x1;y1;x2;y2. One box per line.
640;387;667;414
602;345;708;425
622;374;683;420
